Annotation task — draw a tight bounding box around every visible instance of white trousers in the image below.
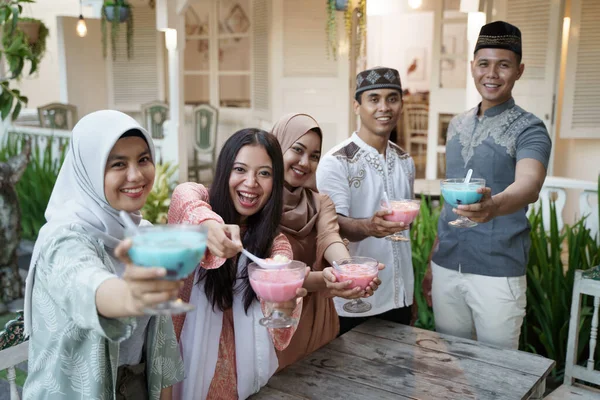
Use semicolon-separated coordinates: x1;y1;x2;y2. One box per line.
431;261;527;350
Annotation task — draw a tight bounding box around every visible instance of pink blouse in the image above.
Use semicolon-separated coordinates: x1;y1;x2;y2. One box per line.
168;182;299;399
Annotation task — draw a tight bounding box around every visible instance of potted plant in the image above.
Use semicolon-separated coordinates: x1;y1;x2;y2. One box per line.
0;0;47;122
335;0;349;11
2;16;48;75
101;0;134;60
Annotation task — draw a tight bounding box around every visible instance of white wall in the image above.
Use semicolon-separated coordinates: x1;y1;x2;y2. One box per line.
269;0;350;154
60;17;108;118
367;11;434;93
15;0;96;109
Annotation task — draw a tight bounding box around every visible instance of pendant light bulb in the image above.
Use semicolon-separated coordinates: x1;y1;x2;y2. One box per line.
76;15;87;37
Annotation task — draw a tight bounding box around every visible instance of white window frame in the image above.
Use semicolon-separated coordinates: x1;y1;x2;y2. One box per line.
185;0;253;110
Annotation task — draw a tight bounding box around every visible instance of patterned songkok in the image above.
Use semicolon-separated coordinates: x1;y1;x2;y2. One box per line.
475;21;522;57
355;67;402;98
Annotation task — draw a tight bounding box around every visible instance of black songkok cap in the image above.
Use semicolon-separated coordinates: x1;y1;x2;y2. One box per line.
475;21;522;57
355;67;403;98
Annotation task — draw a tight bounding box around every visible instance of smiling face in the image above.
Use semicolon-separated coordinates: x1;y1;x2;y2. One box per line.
354;88;402;139
282;130;321;188
471;48;524;112
228;144;274;221
104;136;155;212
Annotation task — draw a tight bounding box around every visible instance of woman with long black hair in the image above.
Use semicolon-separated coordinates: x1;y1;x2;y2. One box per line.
168;128;306;400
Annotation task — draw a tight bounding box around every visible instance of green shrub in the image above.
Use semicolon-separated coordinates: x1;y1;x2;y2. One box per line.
411;195;441;330
0;133;67;240
521;181;600;383
141;162;178;224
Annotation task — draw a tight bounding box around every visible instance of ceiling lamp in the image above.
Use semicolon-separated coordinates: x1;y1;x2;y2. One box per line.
76;0;87;37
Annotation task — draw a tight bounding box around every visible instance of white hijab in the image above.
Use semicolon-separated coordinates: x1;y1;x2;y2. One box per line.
24;110;155;336
174;255;279;400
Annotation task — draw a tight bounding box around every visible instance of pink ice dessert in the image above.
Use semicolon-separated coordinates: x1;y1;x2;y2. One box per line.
333;263;378;290
249;268;305;302
382;200;420;225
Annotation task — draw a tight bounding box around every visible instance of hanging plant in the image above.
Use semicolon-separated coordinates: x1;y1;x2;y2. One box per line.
2;17;49;77
0;0;49;121
344;0;366;58
326;0;337;59
326;0;366;60
101;0;134;60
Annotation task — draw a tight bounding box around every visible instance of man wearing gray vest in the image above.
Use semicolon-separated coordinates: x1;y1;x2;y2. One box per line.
422;21;551;349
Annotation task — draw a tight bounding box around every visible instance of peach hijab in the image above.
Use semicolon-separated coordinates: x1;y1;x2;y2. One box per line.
270;113;322;239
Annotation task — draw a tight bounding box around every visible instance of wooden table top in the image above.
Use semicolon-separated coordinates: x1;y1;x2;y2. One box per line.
251;319;555;400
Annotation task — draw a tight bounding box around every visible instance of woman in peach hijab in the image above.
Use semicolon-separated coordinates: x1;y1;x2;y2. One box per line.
271;113;381;369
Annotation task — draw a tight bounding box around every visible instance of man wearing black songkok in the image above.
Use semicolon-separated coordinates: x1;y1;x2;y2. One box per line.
317;67;417;335
423;21;552;350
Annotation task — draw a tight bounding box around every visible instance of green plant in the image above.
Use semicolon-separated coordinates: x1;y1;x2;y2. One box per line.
344;0;366;58
101;0;134;60
325;0;337;59
0;0;42;121
411;196;441;330
3;17;49;73
520;199;600;385
326;0;366;60
0;133;67;240
141;162;178;224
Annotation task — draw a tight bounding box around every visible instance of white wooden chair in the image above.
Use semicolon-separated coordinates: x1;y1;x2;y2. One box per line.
141;101;169;140
188;104;218;183
0;311;28;400
37;103;78;131
403;103;429;155
38;103;79;131
546;271;600;399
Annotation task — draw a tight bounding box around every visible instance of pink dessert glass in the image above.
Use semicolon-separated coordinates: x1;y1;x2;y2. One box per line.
248;260;306;328
380;199;421;242
332;257;379;313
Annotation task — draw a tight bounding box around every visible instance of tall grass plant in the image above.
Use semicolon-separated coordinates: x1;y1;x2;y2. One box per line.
0;133;66;240
411;196;441;330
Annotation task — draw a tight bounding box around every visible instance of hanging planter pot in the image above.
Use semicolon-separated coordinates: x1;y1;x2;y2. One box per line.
104;4;130;23
101;1;134;60
335;0;349;11
17;20;40;44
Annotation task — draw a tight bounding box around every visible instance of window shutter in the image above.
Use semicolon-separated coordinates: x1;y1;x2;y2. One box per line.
110;6;161;110
282;0;337;77
560;0;600;138
506;0;550;80
252;0;269;113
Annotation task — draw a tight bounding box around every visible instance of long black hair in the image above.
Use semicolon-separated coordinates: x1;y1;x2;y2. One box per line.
197;128;285;313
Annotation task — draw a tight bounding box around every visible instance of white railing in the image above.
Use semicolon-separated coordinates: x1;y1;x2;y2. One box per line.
0;121;179;172
532;176;598;241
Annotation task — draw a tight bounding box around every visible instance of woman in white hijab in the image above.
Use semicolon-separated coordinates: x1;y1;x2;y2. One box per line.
23;110;184;400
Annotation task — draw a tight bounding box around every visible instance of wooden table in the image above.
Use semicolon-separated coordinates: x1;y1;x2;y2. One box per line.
251;319;555;400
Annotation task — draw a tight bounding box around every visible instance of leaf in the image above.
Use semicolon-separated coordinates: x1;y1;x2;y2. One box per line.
29;57;37;75
10;99;21;121
10;6;18;35
0;8;9;25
